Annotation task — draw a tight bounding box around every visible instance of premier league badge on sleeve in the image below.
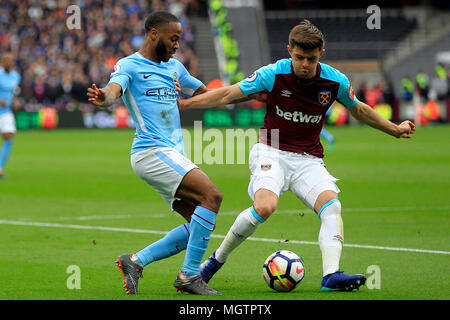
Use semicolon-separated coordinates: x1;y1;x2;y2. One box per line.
111;64;121;75
318;91;331;106
245;71;258;82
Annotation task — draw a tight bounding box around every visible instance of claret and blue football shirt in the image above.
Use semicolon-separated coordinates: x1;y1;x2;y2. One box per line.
108;52;202;155
238;59;357;158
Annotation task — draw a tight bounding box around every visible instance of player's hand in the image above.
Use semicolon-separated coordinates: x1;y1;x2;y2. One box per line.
177;96;187;110
0;99;6;108
87;84;106;106
397;120;416;138
174;79;181;94
174;80;187;111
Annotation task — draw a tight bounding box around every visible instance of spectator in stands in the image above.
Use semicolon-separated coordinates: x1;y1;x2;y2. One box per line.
0;0;202;107
435;63;447;80
447;67;450;99
415;69;429;101
365;82;384;107
356;82;367;103
430;72;448;101
401;75;414;101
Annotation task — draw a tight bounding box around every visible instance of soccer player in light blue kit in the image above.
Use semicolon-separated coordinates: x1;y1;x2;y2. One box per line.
0;53;21;179
87;11;223;295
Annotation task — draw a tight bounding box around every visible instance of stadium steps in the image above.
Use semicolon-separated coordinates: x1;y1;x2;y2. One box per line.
382;10;450;70
190;17;221;84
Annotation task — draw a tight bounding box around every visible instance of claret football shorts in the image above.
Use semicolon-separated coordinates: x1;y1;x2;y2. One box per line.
131;146;198;208
247;143;340;210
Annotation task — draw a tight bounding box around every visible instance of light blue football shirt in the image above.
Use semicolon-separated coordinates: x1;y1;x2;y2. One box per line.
0;67;21;116
108;52;202;155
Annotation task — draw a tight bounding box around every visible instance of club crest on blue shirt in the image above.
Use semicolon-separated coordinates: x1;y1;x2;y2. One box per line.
173;72;177;80
318;90;331;106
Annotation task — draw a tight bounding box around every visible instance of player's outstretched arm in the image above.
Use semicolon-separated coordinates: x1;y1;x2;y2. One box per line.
350;100;415;138
87;83;122;108
178;83;247;110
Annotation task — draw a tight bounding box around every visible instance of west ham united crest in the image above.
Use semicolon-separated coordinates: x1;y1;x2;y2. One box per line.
318;91;331;106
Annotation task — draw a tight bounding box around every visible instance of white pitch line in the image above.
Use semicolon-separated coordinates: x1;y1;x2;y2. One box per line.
20;205;449;223
0;219;449;255
17;215;133;222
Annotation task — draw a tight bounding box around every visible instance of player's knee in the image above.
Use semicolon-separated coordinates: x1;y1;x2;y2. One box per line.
202;186;223;212
2;133;13;140
211;187;223;209
253;201;277;220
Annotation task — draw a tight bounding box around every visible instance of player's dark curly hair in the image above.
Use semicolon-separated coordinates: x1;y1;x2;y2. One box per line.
144;11;180;33
289;19;325;51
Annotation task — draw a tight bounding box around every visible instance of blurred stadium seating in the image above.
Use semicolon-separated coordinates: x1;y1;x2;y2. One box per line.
265;14;418;61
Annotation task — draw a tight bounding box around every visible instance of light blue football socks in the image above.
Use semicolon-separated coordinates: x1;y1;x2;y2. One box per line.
320;128;334;143
131;206;217;278
133;223;190;267
0;139;13;171
180;206;217;277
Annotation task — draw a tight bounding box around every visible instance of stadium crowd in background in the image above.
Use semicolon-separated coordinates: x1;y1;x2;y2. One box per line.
401;63;450;102
1;1;449;117
0;0;203;107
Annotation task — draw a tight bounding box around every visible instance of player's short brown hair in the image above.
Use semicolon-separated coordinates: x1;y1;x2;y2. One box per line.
289;19;325;51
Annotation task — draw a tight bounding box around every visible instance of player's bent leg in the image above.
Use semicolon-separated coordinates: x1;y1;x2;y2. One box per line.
252;188;279;220
172;198;198;222
175;168;222;213
314;191;366;292
126;150;221;295
129;199;197;267
173;168;223;294
201;189;279;283
315;192;342;277
131;222;191;268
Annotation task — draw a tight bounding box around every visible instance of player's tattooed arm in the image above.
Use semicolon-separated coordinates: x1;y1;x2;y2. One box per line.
350;100;415;139
87;83;123;108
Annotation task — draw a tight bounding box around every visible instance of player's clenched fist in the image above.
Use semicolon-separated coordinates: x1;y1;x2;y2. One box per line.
397;120;416;139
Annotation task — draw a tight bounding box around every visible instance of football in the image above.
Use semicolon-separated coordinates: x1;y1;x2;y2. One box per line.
262;250;305;292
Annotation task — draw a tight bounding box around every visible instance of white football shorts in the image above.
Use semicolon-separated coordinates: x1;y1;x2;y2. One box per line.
131;146;198;208
247;143;340;210
0;113;16;133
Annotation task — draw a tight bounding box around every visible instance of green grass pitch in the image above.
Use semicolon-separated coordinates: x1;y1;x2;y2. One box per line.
0;124;449;301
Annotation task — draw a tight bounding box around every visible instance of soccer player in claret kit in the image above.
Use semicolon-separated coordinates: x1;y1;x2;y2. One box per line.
87;11;228;295
178;20;415;292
